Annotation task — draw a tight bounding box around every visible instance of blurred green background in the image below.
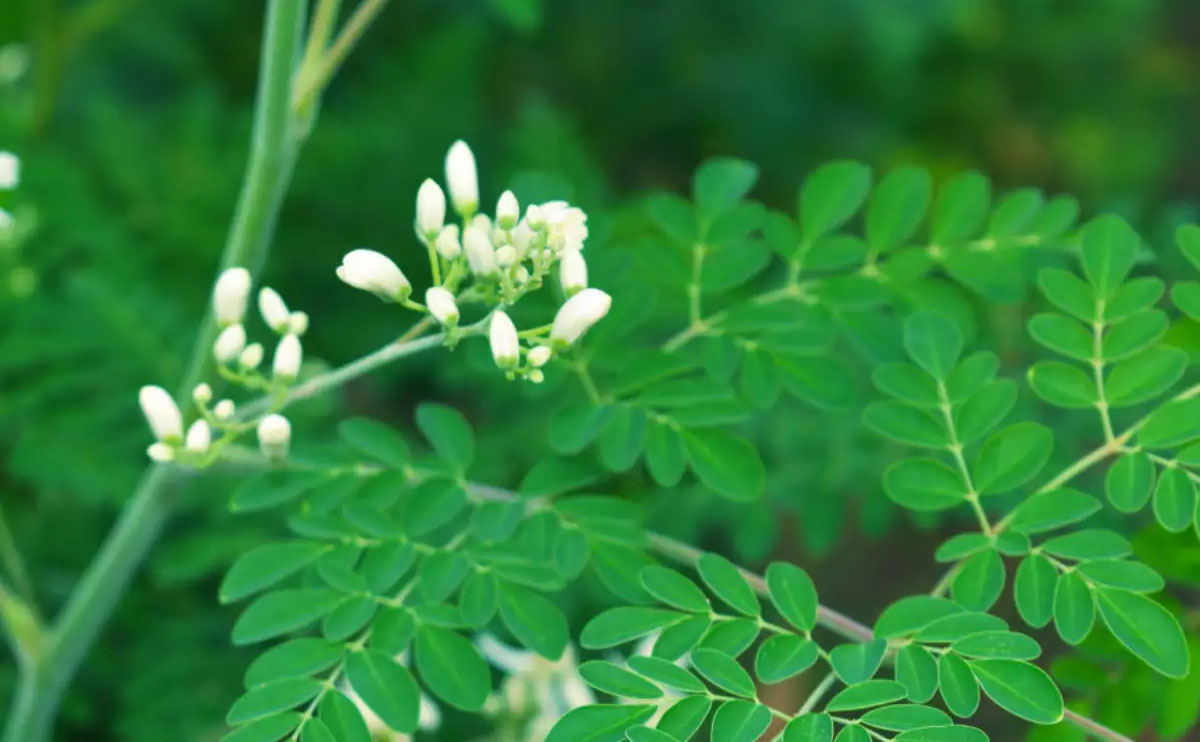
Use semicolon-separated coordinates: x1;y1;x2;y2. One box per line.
1;0;1199;739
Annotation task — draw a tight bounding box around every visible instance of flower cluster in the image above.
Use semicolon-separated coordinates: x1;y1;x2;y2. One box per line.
335;140;612;382
137;268;309;464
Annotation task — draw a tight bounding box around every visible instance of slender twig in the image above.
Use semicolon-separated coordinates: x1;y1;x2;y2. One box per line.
0;502;34;607
293;0;392;110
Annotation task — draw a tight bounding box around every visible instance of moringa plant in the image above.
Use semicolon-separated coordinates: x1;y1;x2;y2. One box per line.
0;2;1196;742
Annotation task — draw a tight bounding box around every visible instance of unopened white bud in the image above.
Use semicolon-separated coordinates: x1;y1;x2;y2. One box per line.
496;190;519;229
289;311;309;336
273;334;302;380
185;420;211;453
214;399;236;420
415;178;446;240
212;267;251;326
491;226;510;247
213;323;247;363
463;227;498;277
239;343;264;370
336;249;411;301
511;221;536;257
527;345;552;367
139;385;183;442
258;287;291;333
560;249;587;296
514;265;530;285
257;414;291;459
425;287;459;326
489;311;520;369
526;204;545;229
192;383;213;405
445;140;479;216
147;442;174;462
528;369;545;384
0;152;18;190
435;225;461;260
471;213;492;233
495;245;517;268
550;288;612;348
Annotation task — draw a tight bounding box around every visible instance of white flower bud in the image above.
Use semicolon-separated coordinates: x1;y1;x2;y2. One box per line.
239;343;264;370
511;221;536;257
540;201;588;252
336;249;411;301
212;267;251;326
471;213;492;233
495;245;517;268
489;310;520;369
192;383;212;405
185;420;211;453
0;151;18;190
139;385;183;442
490;226;510;247
435;224;462;260
258;287;291;333
415;178;446;240
213;323;247;363
214;399;236;420
550;288;612;348
528;369;545;384
257;414;291;459
147;442;174;462
463;226;498;277
527;345;552;367
289;311;309;336
273;334;302;380
496;190;519;229
560;249;587;296
526;204;545;229
425;287;459;326
514;265;530;285
445;140;479;216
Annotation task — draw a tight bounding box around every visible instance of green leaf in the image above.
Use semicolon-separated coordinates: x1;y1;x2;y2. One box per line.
232;589;342;646
414;625;489;711
337;417;410;467
1095;587;1191;678
968;659;1063;724
951;549;1005;611
403;478;467;537
317;690;371;742
1013;555;1057;629
1037;268;1095;322
658;696;712;740
244;638;341;688
950;631;1041;660
652;615;711;660
834;725;870;742
1081;214;1138;298
946;352;999;401
1028;313;1092;361
497;582;568;659
322;597;376;641
783;714;833;742
934;534;989;563
694;158;758;218
903;312;962;380
414;402;475;468
800;160;872;240
640;565;709;613
711;700;771;742
1041;528;1131;560
458;571;497;629
698;617;760;656
1076;560;1164;592
549;404;609;454
370;608;415;654
867;167;932;252
1107;276;1164;321
970;422;1053;495
874;596;966;639
360;541;415;594
859;704;952;731
579;661;663;700
627;656;706;693
230;471;323;513
220;713;302;742
1139;398;1200;449
937;652;979;718
1026;362;1096;409
300;719;335;742
221;542;330;604
419;551;467;602
627;726;681;742
893;727;988;742
682;429;764;501
1106;452;1155;513
1053;572;1095;645
863;402;947;448
830;639;887;684
932;171;990;244
599;405;647;471
1102;311;1168;360
1007;488;1100;534
873;363;939;406
1179;223;1200;269
765;562;818;631
227;679;322;725
690;647;757;697
581;607;687;649
1153;466;1197;532
896;645;939;703
826;680;907;712
915;612;1008;643
1105;348;1188;407
344;649;419;732
546;704;656;742
644;420;687;487
954;380;1017;443
754;634;818;683
883;458;966;512
697;552;760;617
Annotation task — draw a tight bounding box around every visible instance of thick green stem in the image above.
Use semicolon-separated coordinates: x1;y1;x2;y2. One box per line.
1;2;306;740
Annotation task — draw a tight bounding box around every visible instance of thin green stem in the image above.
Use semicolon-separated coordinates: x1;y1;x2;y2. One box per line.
1091;304;1115;443
936;380;990;536
0;502;34;607
796;671;837;715
293;0;392;110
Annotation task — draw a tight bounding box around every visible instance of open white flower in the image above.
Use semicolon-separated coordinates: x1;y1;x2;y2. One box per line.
425;287;459;326
415;178;446;240
539;201;588;251
258;287;291;333
489;310;519;369
185;420;211;454
213;324;247;364
138;386;183;442
463;226;498;277
257;414;291;458
273;334;302;380
559;249;587;296
337;249;411;301
212;267;251;326
444;140;479;216
550;288;611;347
